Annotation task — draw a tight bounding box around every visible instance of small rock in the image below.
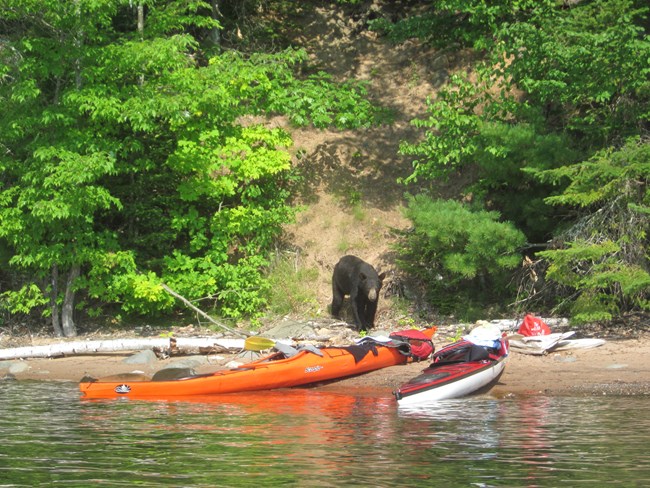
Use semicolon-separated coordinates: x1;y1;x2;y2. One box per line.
225;360;245;368
161;356;209;369
553;355;577;363
316;327;332;337
9;362;30;374
123;350;158;364
606;363;628;369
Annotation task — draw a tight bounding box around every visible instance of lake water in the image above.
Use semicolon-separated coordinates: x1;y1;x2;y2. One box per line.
1;381;649;487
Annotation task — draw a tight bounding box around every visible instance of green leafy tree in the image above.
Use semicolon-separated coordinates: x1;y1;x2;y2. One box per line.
532;138;650;322
398;73;578;242
0;0;381;334
1;0;135;336
399;0;649;235
371;0;554;51
399;74;482;183
497;0;650;147
392;0;649;321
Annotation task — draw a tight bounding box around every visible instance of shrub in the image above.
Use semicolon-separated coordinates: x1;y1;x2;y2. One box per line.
396;195;526;314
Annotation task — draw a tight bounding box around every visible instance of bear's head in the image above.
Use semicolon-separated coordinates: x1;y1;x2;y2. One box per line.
361;270;387;302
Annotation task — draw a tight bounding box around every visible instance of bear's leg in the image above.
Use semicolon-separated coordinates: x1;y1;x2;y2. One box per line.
352;292;366;331
331;284;344;318
364;299;378;330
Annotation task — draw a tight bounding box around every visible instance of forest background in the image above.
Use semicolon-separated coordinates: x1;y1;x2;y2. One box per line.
0;0;648;338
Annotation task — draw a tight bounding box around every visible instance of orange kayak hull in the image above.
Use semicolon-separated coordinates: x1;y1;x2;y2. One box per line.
79;345;408;399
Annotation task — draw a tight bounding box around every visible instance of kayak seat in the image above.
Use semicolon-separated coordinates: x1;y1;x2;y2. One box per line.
152;367;197;382
273;342;325;358
467;344;490;361
433;343;493;365
81;372;152;383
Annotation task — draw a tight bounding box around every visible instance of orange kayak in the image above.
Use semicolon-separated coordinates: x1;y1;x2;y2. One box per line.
79;343;409;399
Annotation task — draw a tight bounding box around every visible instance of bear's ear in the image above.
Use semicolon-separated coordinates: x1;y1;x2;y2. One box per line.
378;271;387;281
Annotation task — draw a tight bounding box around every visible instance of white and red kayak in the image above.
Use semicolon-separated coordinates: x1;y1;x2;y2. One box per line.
394;337;508;406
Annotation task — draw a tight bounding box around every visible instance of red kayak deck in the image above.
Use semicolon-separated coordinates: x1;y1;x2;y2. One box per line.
394;338;508;405
79;343;409;399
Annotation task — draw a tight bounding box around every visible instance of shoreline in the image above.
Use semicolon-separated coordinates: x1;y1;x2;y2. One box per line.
2;331;649;398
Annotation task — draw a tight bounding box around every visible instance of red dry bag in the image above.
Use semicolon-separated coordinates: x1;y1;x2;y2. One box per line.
389;328;435;361
517;314;551;337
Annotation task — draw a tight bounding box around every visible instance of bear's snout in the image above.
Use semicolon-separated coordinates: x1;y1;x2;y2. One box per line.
367;288;378;302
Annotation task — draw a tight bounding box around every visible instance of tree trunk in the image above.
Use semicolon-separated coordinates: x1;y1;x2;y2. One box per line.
209;0;221;46
50;264;64;337
138;2;145;86
61;265;80;337
74;0;83;89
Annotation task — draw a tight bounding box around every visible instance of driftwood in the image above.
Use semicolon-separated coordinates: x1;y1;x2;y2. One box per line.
158;282;249;338
0;337;245;360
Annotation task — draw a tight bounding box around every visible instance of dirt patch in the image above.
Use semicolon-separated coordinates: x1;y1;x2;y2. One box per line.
272;2;471;318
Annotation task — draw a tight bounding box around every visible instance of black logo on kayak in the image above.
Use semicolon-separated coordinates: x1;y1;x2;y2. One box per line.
115;384;131;394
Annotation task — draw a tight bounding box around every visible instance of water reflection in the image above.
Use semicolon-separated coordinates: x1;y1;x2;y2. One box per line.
1;382;649;487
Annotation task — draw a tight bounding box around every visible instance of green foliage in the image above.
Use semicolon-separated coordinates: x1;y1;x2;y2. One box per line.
537;240;650;323
393;0;649;323
399;74;482;183
371;0;555;50
0;0;383;327
397;0;649;192
399;73;578;240
468;121;579;241
267;72;387;129
369;13;453;47
263;254;320;316
532;139;650;322
0;284;49;315
77;251;171;316
497;0;650;146
446;326;465;343
534;138;650;210
395;195;526;314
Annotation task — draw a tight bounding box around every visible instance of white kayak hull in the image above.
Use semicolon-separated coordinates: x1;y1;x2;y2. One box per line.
395;355;507;407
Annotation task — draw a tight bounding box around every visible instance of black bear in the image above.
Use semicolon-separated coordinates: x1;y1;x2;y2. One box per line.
331;255;386;331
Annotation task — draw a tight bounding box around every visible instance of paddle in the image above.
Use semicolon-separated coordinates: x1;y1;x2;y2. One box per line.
244;336;276;351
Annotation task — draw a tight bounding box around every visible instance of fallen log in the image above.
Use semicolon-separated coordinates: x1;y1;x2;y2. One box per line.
0;337;245;360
